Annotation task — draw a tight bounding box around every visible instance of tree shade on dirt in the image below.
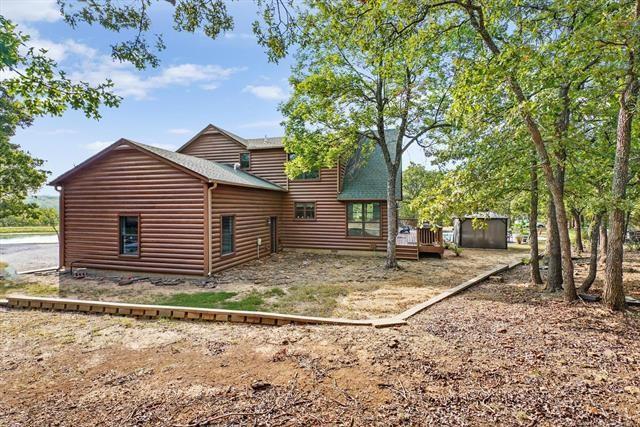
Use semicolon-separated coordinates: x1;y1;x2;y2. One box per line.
1;260;638;425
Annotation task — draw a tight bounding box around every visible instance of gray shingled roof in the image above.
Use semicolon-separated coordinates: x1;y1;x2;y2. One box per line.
129;140;286;191
337;130;402;201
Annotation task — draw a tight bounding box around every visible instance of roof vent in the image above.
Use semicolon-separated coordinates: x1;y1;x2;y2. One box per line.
233;162;240;170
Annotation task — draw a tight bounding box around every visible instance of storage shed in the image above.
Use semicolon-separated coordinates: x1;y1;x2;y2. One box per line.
452;213;509;250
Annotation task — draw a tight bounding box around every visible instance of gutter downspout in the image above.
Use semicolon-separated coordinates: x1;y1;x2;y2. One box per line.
54;185;64;271
207;182;217;276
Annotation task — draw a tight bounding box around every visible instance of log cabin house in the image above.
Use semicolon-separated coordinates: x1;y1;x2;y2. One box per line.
49;124;443;276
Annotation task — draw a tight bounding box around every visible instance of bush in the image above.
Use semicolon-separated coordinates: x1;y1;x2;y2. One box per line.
445;242;462;256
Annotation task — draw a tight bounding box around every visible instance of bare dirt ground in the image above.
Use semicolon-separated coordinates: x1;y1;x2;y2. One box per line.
10;247;527;319
1;253;639;426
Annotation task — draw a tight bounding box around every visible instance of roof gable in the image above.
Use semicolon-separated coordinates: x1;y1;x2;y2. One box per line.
178;124;285;154
49;138;286;192
177;124;248;153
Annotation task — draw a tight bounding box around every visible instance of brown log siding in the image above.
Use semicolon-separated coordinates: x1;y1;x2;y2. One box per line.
210;184;283;273
248;148;288;188
179;131;247;164
61;145;206;275
281;167;387;251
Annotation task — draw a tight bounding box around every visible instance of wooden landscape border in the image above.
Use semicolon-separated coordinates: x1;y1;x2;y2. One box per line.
2;261;523;328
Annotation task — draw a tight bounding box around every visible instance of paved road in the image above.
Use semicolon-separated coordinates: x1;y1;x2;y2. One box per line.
0;243;59;273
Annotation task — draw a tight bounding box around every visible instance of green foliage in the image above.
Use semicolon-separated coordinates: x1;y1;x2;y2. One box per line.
27;195;59;210
1;17;119;119
57;0;296;68
0;206;58;228
0;137;48;218
280;1;452;176
400;163;443;219
278;1;454;266
411;0;640;236
445;242;462;257
1;16;119;218
0;226;57;234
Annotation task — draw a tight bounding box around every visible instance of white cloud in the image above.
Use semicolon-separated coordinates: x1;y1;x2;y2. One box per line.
3;20;244;101
223;32;255;40
237;119;283;129
243;85;289;101
12;24;97;63
83;141;114;152
1;0;61;23
168;128;193;135
73;60;244;100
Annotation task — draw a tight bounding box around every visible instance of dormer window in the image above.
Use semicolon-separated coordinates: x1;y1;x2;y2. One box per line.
239;152;250;169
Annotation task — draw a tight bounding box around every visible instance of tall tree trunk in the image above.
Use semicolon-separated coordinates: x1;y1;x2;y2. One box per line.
467;6;576;301
385;169;398;269
529;153;543;285
579;213;602;294
546;198;563;292
599;218;608;266
572;209;584;254
604;7;639;310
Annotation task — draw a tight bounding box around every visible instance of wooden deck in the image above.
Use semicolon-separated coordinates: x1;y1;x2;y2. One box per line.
396;227;445;260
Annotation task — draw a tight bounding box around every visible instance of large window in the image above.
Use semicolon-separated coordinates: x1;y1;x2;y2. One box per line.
119;215;139;256
239;152;250;169
294;202;316;220
347;202;381;237
221;216;235;255
287;153;319;180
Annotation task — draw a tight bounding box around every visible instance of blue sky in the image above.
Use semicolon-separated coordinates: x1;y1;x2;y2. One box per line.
3;0;428;196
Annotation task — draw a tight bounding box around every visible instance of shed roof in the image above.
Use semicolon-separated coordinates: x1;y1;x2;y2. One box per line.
337;130;402;201
49;139;286;192
459;212;509;220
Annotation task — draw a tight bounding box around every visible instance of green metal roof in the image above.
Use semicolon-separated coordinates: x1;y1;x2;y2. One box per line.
337;130;402;201
129;141;287;192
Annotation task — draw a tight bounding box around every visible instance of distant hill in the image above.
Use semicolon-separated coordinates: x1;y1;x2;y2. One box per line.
27;195;59;211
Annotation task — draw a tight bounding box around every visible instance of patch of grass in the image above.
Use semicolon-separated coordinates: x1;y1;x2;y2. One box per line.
0;281;59;298
0;226;57;234
157;291;238;307
155;290;269;311
221;293;266;311
153;287;299;312
268;284;349;317
265;287;286;297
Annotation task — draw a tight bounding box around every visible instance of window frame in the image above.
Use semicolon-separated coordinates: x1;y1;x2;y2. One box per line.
346;202;382;238
118;213;141;258
239;152;251;170
293;201;316;221
287;153;320;181
220;215;236;257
